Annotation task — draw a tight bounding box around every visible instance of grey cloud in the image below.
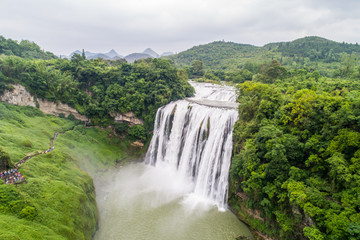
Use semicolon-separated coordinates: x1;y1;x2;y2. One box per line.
1;0;360;55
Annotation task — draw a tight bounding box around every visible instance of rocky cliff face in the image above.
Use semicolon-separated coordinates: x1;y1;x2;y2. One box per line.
0;84;89;122
110;112;143;125
0;84;36;108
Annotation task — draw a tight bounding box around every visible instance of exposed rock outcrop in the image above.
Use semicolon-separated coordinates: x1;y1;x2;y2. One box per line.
131;140;144;148
0;84;89;122
111;112;143;125
37;99;89;122
0;84;36;107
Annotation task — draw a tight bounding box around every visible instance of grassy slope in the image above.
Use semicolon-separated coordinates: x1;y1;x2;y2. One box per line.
0;102;139;240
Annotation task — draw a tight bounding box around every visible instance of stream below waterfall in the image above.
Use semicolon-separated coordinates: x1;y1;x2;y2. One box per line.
94;82;253;240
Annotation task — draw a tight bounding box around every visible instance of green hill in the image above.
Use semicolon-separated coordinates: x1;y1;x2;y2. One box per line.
0;35;57;60
0;103;129;239
170;41;261;69
170;36;360;77
266;36;360;62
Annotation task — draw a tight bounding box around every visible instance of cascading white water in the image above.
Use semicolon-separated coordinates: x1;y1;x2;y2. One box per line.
145;82;239;210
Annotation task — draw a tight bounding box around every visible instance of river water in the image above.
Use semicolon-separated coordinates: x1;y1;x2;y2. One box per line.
94;82;253;240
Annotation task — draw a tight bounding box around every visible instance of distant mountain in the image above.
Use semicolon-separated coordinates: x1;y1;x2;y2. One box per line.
69;49;123;60
106;49;121;58
84;51;96;58
161;52;174;57
123;48;161;63
93;53;112;59
68;48;163;62
125;53;152;63
143;48;159;58
71;50;82;56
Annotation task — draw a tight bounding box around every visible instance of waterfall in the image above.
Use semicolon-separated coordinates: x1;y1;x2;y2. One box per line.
145;82;239;210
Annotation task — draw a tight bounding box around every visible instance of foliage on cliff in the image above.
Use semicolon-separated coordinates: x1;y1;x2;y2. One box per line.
230;63;360;240
0;54;194;134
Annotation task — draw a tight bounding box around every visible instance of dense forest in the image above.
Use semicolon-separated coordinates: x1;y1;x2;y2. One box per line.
0;36;194;140
229;61;360;240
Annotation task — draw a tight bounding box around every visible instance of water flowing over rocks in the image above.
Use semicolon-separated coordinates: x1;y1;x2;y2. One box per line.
145;82;238;210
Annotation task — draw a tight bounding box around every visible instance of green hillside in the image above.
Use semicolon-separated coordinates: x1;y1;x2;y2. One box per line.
170;36;360;79
0;102;137;239
266;36;360;62
0;35;57;60
170;41;261;69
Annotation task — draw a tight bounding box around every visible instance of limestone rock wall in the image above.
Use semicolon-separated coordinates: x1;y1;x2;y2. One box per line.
0;84;89;122
0;84;36;107
111;112;143;125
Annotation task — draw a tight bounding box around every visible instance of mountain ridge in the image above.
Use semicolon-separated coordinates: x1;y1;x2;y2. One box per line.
69;49;123;60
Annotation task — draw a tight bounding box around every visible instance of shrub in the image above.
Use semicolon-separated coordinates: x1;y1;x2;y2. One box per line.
128;124;146;141
114;123;128;135
21;139;33;148
19;206;37;220
67;114;75;120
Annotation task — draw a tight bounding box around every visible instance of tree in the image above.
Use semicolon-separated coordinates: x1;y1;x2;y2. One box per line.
82;49;86;59
128;124;146;141
191;60;204;77
258;60;288;83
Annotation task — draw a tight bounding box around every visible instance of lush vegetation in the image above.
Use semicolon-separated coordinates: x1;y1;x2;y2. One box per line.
169;36;360;82
0;35;57;60
229;61;360;240
0;53;194;135
0;102;142;239
266;36;360;62
2;34;360;240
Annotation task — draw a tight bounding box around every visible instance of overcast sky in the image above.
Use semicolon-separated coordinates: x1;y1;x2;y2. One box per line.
1;0;360;56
